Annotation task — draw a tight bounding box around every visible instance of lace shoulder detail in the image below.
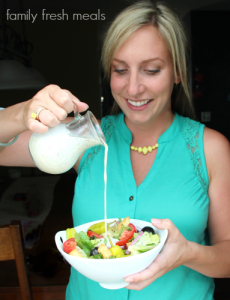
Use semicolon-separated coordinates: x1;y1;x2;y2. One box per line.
100;115;116;143
79;115;116;173
181;118;207;192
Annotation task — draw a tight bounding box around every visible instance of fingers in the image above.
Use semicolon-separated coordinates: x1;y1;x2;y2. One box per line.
125;278;153;291
36;109;60;128
49;87;74;114
28;118;49;134
72;97;89;113
124;219;190;291
125;257;164;284
151;218;178;236
26;85;89;132
124;219;183;291
151;218;170;229
46;85;89;115
125;264;166;291
125;267;156;284
35;85;88;118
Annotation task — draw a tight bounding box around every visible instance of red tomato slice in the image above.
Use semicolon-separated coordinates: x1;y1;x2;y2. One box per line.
87;230;103;239
116;223;137;246
63;238;77;254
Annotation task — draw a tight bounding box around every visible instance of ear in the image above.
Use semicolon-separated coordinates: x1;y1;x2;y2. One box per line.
174;72;181;84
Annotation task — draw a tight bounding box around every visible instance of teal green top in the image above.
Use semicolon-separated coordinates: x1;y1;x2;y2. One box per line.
67;113;214;300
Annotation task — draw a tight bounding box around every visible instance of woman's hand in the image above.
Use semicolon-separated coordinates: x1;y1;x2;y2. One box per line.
23;84;89;133
125;218;191;291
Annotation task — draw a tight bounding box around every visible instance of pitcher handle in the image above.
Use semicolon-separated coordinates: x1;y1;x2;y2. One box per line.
73;102;81;121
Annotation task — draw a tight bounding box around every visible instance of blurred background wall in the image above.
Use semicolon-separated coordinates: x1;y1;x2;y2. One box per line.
0;16;100;116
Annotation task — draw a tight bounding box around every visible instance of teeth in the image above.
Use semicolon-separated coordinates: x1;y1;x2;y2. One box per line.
127;99;151;107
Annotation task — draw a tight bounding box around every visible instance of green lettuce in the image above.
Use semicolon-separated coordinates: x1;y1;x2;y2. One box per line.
90;238;101;246
128;232;160;256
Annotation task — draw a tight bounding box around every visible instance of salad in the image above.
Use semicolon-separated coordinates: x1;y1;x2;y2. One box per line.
62;217;160;259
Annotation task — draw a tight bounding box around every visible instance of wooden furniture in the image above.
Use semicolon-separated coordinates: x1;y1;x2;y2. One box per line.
0;220;33;300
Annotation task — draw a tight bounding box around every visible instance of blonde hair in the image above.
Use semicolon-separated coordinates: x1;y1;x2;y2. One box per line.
101;0;196;119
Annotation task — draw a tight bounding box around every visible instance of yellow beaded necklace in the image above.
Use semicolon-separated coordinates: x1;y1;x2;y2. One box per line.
130;143;158;155
130;114;175;155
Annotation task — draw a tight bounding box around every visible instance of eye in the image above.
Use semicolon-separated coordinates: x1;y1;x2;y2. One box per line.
145;69;160;75
114;69;127;74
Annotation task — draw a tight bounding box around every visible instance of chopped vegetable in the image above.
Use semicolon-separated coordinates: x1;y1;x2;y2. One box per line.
116;223;136;246
75;232;92;257
87;230;103;239
63;238;77;254
90;247;99;256
69;246;87;258
128;232;160;255
108;225;125;239
88;220;116;235
130;231;144;246
110;245;125;258
117;217;130;231
79;231;94;250
90;238;101;247
125;231;144;254
141;226;155;235
90;253;102;259
66;228;77;239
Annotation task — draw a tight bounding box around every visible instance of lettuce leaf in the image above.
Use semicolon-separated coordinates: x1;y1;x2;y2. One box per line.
128;232;160;255
90;238;102;246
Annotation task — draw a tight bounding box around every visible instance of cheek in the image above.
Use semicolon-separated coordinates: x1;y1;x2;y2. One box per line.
149;75;174;97
110;76;124;95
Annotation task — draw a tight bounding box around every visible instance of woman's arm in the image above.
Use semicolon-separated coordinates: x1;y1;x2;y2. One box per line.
125;127;230;290
184;127;230;277
0;103;28;154
0;130;34;167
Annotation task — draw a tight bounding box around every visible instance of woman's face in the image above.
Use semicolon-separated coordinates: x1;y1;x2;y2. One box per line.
110;25;180;126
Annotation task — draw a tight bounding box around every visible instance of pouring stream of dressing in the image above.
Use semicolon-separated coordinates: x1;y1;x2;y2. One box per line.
101;140;108;238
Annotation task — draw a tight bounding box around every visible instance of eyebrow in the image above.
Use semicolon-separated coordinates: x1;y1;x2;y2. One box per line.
112;57;164;63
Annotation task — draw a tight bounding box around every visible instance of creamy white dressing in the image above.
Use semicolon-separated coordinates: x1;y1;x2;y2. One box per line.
29;123;99;174
101;140;108;238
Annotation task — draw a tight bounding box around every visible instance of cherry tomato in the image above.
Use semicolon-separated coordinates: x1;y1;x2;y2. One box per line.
63;238;77;254
116;223;137;246
87;230;103;239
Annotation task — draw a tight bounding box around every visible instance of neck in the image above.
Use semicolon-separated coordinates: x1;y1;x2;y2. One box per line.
125;110;174;146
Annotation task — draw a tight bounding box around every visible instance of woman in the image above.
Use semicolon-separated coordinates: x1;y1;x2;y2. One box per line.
0;1;230;299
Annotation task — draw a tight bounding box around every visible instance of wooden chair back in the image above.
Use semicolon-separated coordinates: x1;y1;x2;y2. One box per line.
0;220;33;300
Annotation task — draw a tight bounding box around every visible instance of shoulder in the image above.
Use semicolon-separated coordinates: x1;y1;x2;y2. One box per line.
203;128;230;244
203;127;230;182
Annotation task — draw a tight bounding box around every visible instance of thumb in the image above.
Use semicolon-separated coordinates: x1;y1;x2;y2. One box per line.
76;101;89;112
151;218;172;230
71;97;89;113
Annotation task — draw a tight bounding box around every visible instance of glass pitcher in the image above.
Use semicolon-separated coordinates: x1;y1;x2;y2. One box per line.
28;111;105;174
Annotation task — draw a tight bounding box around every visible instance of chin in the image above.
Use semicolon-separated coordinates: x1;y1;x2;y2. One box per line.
125;111;152;125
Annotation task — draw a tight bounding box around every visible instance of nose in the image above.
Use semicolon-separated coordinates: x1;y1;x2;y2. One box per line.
126;71;145;97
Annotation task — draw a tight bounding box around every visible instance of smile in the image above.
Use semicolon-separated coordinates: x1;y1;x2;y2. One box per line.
127;99;152;107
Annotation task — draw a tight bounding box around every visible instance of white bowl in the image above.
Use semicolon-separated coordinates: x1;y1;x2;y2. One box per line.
55;219;168;289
